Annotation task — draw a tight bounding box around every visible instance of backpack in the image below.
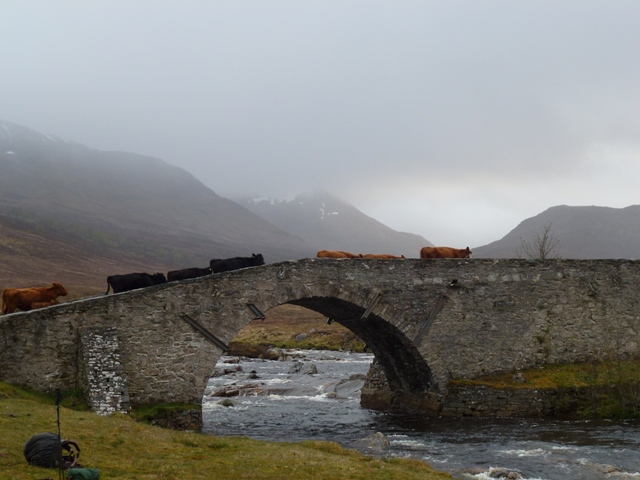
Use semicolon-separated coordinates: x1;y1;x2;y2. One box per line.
23;432;80;469
66;468;100;480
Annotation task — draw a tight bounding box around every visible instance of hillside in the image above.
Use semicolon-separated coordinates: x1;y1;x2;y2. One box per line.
238;192;433;257
474;205;640;259
0;120;313;294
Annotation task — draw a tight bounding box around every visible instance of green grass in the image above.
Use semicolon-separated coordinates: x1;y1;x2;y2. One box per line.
129;402;200;424
453;357;640;390
0;382;452;480
452;357;640;418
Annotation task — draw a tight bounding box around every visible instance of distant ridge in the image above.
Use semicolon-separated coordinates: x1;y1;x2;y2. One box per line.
474;205;640;259
238;191;433;257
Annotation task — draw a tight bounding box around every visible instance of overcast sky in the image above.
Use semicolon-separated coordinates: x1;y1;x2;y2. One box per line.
2;1;639;247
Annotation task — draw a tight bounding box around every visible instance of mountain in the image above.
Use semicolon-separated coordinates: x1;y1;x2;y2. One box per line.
473;205;640;259
0;120;313;294
237;192;433;257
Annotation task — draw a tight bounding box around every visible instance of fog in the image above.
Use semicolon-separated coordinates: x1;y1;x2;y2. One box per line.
2;1;639;246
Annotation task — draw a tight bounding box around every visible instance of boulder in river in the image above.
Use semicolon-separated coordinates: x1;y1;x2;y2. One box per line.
288;361;318;375
351;432;391;451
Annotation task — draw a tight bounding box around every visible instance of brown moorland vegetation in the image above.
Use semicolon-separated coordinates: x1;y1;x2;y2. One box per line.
228;304;366;357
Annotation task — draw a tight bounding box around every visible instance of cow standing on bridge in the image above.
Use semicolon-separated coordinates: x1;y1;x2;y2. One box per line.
420;246;472;258
105;272;167;294
316;250;363;258
1;282;68;314
209;254;265;273
167;267;211;282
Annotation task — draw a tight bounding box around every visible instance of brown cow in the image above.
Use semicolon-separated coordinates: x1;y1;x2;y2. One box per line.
316;250;363;258
419;246;472;259
362;254;405;259
1;282;68;315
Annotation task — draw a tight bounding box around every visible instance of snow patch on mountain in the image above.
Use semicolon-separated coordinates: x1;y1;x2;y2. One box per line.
319;203;339;220
248;195;297;205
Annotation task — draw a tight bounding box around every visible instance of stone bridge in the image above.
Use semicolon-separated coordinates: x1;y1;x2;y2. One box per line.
1;258;639;420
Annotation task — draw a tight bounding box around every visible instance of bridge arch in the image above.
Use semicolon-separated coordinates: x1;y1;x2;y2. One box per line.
209;267;441;407
286;296;436;395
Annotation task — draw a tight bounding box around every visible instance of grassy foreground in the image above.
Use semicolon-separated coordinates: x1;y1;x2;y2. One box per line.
0;384;452;480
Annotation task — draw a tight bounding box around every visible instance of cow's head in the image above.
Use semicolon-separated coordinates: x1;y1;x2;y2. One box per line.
151;273;167;285
251;253;265;266
52;282;68;296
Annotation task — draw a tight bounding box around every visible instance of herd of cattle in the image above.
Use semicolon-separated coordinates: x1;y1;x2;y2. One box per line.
317;246;472;259
0;246;471;315
105;253;267;294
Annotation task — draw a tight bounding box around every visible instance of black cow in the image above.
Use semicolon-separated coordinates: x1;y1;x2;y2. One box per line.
209;253;265;273
167;267;211;282
105;272;167;294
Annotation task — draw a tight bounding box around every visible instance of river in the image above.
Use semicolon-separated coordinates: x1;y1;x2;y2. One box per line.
202;349;640;479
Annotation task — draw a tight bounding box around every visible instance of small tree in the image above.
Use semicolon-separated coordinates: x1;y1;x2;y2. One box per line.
516;223;561;260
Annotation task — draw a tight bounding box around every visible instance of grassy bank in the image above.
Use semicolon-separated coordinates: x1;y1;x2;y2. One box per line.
453;357;640;418
0;383;452;480
228;304;366;356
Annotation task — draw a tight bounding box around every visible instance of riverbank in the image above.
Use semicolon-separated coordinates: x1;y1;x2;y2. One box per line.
228;304;366;357
0;383;452;480
362;355;640;419
448;357;640;419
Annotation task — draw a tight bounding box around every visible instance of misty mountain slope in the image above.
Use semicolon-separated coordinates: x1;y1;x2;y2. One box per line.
0;214;175;296
473;205;640;259
0;120;314;291
239;192;433;257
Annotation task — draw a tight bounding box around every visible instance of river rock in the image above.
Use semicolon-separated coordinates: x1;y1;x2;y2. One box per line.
351;432;391;451
210;383;259;397
582;461;622;475
210;365;242;377
333;378;365;399
261;348;285;360
458;467;485;477
288;361;318;375
218;399;235;407
488;467;524;479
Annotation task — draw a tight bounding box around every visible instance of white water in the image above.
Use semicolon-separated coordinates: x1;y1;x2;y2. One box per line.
202;349;640;479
